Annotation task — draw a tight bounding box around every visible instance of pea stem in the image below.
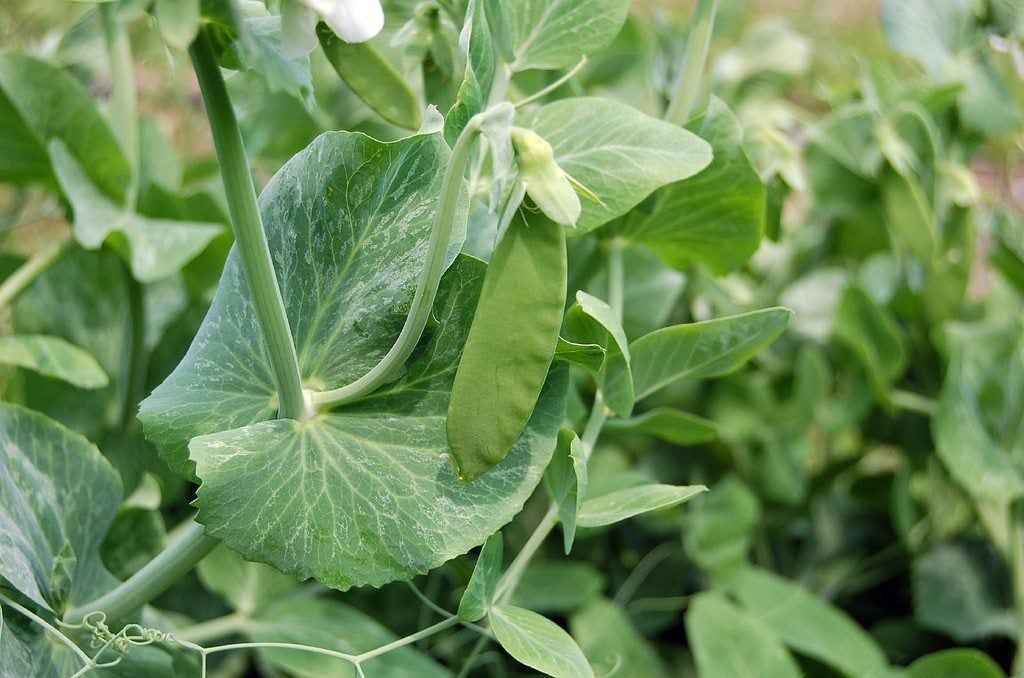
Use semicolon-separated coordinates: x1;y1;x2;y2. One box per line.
64;520;219;625
665;0;719;125
312;116;483;410
0;239;70;309
190;29;308;420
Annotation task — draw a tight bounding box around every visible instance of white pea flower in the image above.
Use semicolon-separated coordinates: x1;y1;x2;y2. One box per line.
283;0;385;58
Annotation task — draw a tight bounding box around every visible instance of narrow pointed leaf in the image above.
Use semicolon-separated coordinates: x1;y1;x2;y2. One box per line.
604;408;717;445
0;335;107;390
458;532;504;621
565;290;633;416
577;483;705;528
489;604;595;678
544;429;588;553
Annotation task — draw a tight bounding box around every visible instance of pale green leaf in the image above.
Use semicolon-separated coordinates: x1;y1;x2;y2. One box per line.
730;567;890;676
544;429;588;553
565;290;633;415
605;408;718;446
197;545;299;616
446;0;496;145
907;649;1003;678
458;532;503;622
155;0;201;49
490;604;595;678
882;0;975;76
687;592;801;678
570;597;665;677
624;308;792;402
0;335;107;390
49;140;221;283
618;98;764;274
577;483;705;528
553;337;606;372
250;597;448;677
0;403;121;611
521;97;712;233
507;0;630;71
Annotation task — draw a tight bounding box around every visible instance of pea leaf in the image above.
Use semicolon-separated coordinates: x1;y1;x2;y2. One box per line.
445;0;496;145
565;290;633;416
604;408;718;445
577;483;705;528
0;53;131;200
458;532;504;622
687;592;801;678
49;140;222;283
622;308;792;402
489;604;595;678
907;649;1003;678
0;335;107;390
729;567;891;676
188;259;567;590
511;560;604;613
250;597;448;677
197;545;298;616
14;248;131;440
882;0;975;76
520;97;712;233
686;475;759;579
0;403;121;612
617;98;764;274
506;0;630;72
833;285;907;404
319;24;422;130
154;0;201;49
140;130;467;478
544;429;588;553
554;337;606;371
571;597;666;677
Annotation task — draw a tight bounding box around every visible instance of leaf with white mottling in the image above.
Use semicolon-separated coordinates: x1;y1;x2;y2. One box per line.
506;0;630;71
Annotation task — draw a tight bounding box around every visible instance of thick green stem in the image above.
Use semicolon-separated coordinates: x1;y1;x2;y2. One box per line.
64;521;219;625
0;240;69;309
100;2;139;204
190;30;307;420
312;118;483;409
664;0;719;125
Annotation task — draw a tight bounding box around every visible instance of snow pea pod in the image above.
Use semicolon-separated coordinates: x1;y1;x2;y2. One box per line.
448;214;567;482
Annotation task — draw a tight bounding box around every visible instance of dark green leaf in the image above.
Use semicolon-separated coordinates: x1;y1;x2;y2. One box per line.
544;429;588;553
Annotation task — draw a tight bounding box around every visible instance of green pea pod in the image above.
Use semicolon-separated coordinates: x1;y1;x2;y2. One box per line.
317;23;423;130
448;215;567;482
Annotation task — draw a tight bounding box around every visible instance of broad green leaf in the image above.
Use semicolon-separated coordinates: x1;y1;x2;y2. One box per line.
0;335;107;390
155;0;201;49
933;350;1024;504
730;567;890;676
833;285;906;403
623;308;792;402
544;429;588;553
188;260;567;590
882;0;975;76
197;545;298;616
506;0;630;71
447;216;566;482
565;290;633;416
913;541;1017;642
521;97;712;233
318;24;422;130
445;0;496;145
605;408;718;445
49;140;222;283
687;592;801;678
14;248;130;440
577;483;705;528
489;604;595;678
570;597;665;677
0;403;121;611
250;597;448;677
0;53;131;199
618;98;764;274
686;475;759;579
511;560;604;613
140;130;467;478
907;649;1003;678
458;532;503;622
554;337;606;371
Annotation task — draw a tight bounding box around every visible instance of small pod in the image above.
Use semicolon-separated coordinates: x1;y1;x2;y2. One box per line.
447;214;567;482
318;22;423;130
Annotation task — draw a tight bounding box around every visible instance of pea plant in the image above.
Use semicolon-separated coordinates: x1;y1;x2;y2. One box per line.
1;0;1021;676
